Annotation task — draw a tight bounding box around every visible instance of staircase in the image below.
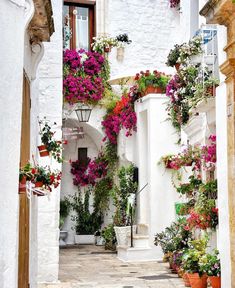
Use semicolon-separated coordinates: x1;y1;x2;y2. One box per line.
116;224;156;262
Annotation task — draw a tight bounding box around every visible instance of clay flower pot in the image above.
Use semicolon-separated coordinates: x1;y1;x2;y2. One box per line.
208;276;221;288
175;63;180;71
19;176;27;194
188;273;207;288
145;85;164;95
183;273;191;287
34;181;43;188
104;46;111;53
38;145;49;157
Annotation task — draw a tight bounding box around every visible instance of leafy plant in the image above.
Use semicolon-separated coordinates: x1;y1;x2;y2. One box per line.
116;33;132;46
135;70;170;94
39;120;63;163
91;35;118;53
60;197;70;228
112;164;138;226
182;238;208;276
199;249;221;276
154;218;192;253
101;224;117;250
166;44;182;67
200;179;217;199
70;190;102;235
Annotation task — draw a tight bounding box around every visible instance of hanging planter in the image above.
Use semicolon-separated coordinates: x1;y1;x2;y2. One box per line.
175;63;180;71
104;46;112;53
38;144;50;157
19;176;27;194
116;46;125;61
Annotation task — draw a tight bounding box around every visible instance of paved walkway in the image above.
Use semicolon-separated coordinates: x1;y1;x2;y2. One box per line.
39;245;185;288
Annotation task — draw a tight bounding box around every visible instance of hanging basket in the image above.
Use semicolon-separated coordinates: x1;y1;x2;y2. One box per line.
104;46;111;53
174;63;180;71
38;145;49;157
19;176;27;194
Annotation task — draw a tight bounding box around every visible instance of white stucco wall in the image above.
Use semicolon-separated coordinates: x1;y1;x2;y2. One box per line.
135;95;180;258
0;1;25;287
30;0;63;283
107;0;181;78
216;25;231;288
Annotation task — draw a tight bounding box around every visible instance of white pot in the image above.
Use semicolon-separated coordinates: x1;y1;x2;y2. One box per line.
114;225;136;246
59;230;68;247
74;234;95;245
95;236;105;246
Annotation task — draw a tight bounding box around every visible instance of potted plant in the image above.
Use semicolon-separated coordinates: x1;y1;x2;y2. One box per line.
113;165;138;246
38;120;63;163
134;70;170;96
94;230;105;246
19;163;33;193
182;238;208;288
91;35;118;53
200;250;221;288
59;197;70;246
115;33;132;60
70;190;102;244
166;44;182;70
101;224;117;251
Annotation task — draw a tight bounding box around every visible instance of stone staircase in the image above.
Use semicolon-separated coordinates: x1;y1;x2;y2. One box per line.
115;224;155;262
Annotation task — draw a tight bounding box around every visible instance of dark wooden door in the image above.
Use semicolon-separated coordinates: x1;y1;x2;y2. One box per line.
18;74;30;288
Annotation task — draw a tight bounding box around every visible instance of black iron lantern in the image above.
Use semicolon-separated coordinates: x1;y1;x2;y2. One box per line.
75;104;92;122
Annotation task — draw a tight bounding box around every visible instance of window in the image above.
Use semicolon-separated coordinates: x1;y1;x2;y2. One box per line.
78;147;88;167
63;1;95;50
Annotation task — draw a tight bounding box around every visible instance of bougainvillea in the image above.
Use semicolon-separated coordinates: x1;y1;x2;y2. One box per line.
71;153;108;187
201;135;216;171
63;49;105;104
102;95;137;144
186;207;218;230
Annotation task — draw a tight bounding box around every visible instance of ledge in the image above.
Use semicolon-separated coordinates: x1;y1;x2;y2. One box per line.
200;0;235;25
28;0;54;44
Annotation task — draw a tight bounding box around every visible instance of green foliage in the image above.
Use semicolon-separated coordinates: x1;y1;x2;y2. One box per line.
39;121;63;163
166;44;181;67
199;179;217;199
199;249;221;276
154;218;192;254
176;175;202;196
101;224;117;246
93;177;112;213
70;190;102;235
112;164;138;226
182;238;208;275
60;197;70;228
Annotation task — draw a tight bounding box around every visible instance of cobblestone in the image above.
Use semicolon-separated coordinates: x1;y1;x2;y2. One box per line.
38;245;185;288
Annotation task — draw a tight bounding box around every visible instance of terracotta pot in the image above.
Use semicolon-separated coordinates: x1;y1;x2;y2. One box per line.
206;86;216;97
19;176;27;194
188;273;207;288
38;145;49;157
104;46;111;53
145;86;164;95
34;181;43;188
175;63;180;71
183;273;191;287
208;276;221;288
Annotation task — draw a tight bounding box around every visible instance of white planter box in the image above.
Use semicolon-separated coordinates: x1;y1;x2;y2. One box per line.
74;234;95;245
114;226;137;247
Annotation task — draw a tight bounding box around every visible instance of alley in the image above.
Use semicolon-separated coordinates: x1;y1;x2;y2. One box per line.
40;245;185;288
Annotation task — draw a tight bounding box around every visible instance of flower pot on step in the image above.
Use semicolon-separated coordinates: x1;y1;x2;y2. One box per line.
208;276;221;288
183;273;191;287
19;176;27;194
188;273;207;288
38;145;49;157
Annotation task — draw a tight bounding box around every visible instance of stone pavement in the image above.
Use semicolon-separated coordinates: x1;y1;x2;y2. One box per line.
39;245;185;288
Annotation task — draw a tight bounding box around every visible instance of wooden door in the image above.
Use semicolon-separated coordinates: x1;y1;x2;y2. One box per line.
18;74;30;288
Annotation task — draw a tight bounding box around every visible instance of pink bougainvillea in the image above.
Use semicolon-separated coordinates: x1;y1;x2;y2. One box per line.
102;95;137;144
63;49;105;104
70;153;108;187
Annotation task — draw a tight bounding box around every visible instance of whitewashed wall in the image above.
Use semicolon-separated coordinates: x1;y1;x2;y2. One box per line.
0;1;25;287
107;0;181;78
216;25;231;288
31;0;63;283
